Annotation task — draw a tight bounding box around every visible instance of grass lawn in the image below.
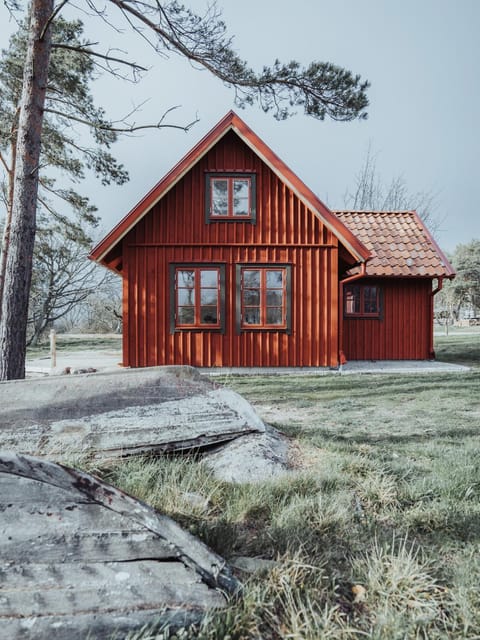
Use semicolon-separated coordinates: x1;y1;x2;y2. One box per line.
93;333;480;638
435;329;480;367
26;332;122;356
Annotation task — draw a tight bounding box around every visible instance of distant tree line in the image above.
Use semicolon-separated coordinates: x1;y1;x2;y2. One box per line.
435;240;480;331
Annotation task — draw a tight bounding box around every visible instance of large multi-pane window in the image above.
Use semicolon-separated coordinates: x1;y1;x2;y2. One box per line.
171;263;291;333
237;266;291;331
206;173;256;221
172;266;224;330
344;284;381;317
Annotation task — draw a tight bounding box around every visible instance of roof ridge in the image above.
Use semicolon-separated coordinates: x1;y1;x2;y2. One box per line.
334;209;416;215
90;111;371;265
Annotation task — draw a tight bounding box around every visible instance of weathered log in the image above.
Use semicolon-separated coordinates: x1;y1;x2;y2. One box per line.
0;366;265;461
0;452;241;639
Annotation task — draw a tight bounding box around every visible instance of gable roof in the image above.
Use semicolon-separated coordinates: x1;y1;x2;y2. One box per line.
89;111;370;266
334;210;455;278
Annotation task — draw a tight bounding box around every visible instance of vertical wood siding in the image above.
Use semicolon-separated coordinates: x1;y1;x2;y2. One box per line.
122;131;339;368
342;278;433;360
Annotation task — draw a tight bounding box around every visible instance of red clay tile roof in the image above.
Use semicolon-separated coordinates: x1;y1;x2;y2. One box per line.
334;210;455;278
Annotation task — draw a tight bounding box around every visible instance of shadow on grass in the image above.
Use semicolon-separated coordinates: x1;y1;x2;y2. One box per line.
306;426;480;447
226;371;480;410
197;513;371;571
406;509;480;544
435;333;480;368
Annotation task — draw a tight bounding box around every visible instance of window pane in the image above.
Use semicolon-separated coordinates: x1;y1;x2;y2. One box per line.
178;270;195;286
345;285;360;314
266;270;283;287
243;270;260;287
266;307;283;325
211;179;228;215
201;306;217;324
178;288;195;305
233;179;250;216
242;289;260;306
364;286;379;314
266;290;283;306
175;266;223;329
200;289;218;305
243;308;260;324
200;270;218;287
178;306;195;324
240;267;288;329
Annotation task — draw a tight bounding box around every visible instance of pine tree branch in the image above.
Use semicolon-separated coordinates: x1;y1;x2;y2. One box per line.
109;0;246;81
105;0;369;121
45;93;109;126
37;193;60;218
44;106;199;133
51;42;148;73
61;138;105;163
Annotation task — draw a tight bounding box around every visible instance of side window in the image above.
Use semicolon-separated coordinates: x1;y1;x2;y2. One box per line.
344;284;381;317
171;265;225;332
236;265;291;332
206;173;256;222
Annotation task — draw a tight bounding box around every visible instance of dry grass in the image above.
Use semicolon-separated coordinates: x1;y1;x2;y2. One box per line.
98;333;480;638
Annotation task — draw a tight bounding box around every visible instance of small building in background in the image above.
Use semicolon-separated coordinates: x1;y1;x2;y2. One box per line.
90;111;455;368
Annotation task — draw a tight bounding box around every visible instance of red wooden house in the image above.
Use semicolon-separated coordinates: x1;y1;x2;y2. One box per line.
90;111;455;368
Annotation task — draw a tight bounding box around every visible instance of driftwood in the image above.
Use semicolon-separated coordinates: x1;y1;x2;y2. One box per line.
0;366;264;461
0;452;240;639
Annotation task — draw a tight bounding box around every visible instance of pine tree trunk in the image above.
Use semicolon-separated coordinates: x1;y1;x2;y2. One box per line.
0;199;13;316
0;116;19;315
0;0;53;380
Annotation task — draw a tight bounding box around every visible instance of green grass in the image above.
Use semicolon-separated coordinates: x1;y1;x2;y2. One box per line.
86;332;480;638
26;333;122;356
435;331;480;366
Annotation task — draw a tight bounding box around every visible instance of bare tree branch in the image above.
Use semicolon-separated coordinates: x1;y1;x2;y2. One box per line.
0;151;11;174
37;193;60;218
2;0;22;22
344;143;443;235
45;105;199;133
51;42;148;73
78;0;133;36
40;0;70;39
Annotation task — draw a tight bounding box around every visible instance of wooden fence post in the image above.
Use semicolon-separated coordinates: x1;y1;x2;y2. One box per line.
49;329;56;369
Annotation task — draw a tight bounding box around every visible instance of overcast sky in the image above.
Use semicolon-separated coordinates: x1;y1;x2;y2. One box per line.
2;0;479;252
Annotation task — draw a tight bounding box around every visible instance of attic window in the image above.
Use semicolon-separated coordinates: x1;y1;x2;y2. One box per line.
344;284;381;318
206;173;256;223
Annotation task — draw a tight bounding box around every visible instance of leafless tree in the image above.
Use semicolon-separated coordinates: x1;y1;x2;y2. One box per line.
78;276;122;334
27;219;107;345
344;143;441;235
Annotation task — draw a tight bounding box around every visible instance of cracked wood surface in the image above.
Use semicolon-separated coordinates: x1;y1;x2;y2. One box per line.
0;452;240;639
0;366;264;461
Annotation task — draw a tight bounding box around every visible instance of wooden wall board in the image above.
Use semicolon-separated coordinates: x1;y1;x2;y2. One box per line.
0;453;240;639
